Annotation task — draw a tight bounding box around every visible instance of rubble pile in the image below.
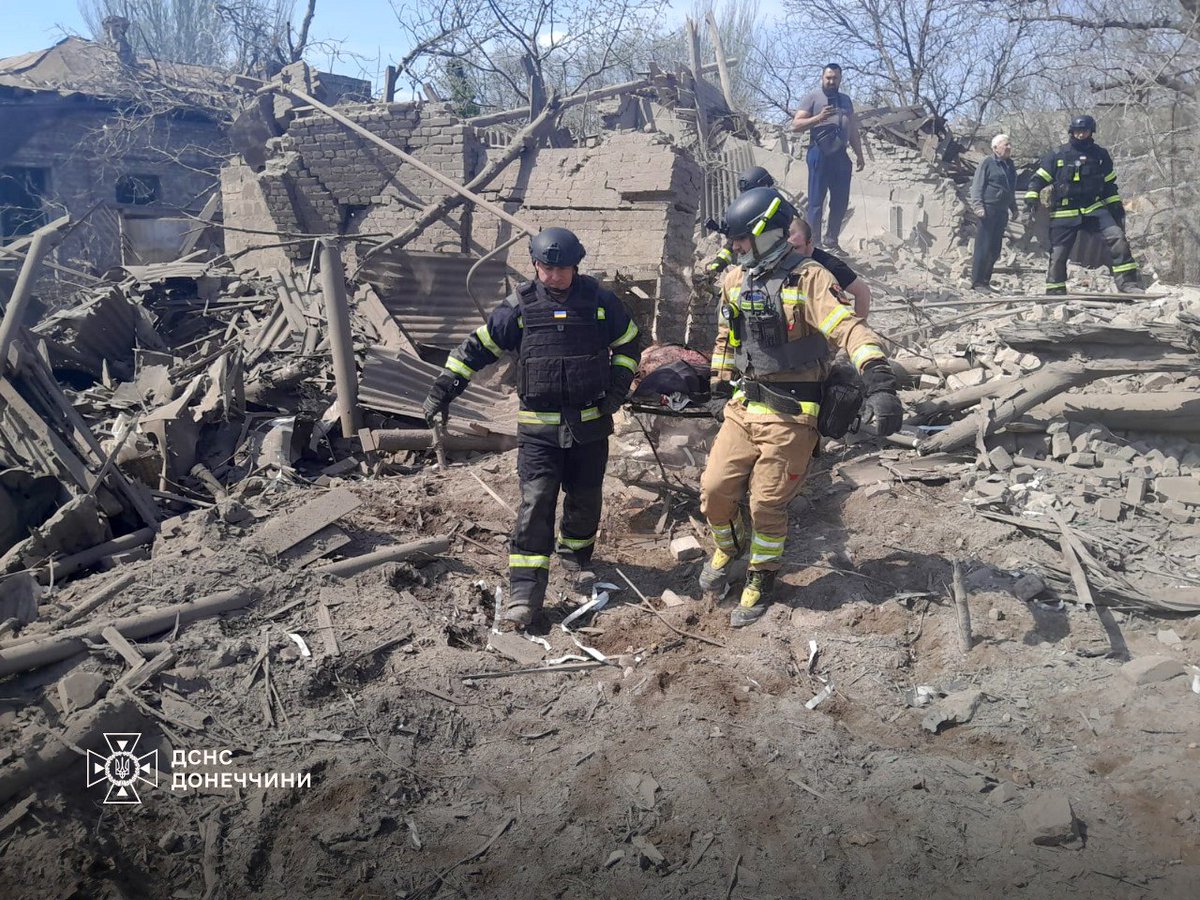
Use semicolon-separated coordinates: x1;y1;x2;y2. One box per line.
0;52;1198;900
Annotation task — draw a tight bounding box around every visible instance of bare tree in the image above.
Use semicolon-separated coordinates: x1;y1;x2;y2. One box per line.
80;0;228;66
80;0;320;73
649;0;761;112
770;0;1037;124
1007;0;1200;281
393;0;671;115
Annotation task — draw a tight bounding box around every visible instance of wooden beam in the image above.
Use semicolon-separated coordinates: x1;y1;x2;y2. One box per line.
464;59;735;128
704;11;737;110
685;18;710;148
0;216;70;372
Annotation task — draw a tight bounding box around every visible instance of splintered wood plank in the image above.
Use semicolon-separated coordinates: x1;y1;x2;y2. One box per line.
314;600;340;657
252;488;361;557
101;626;146;669
115;648;176;692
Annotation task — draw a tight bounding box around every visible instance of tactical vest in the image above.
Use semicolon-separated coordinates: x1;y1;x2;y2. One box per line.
1054;147;1105;204
513;276;611;411
724;251;830;379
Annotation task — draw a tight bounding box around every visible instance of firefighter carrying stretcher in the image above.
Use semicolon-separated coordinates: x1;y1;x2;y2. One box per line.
699;187;903;627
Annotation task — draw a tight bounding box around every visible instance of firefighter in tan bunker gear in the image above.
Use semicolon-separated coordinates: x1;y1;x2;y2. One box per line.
699;187;903;627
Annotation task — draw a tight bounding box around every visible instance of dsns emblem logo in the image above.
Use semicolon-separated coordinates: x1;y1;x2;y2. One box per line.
86;733;158;804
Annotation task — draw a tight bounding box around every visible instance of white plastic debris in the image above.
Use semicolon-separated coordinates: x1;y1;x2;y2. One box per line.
806;684;834;710
806;640;820;674
286;633;311;658
491;585;504;634
561;583;617;631
906;685;939;708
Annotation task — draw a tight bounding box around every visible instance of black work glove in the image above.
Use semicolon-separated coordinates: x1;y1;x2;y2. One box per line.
600;366;636;416
1111;203;1126;230
598;394;624;416
1024;196;1039;215
706;379;733;422
421;371;466;423
859;361;903;437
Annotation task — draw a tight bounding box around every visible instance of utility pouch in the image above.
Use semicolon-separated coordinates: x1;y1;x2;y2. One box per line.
742;288;783;348
818;363;864;438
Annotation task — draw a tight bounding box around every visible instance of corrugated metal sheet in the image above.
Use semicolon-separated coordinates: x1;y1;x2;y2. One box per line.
121;261;215;283
701;142;755;227
32;285;165;381
358;249;509;350
358;348;518;435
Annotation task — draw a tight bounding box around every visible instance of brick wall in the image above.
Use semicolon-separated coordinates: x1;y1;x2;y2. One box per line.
473;132;703;343
222;106;703;343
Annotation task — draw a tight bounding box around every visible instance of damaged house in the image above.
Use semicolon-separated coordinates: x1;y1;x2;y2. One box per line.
0;18;237;283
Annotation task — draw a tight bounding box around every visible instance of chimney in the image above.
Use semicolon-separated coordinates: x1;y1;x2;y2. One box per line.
102;16;136;68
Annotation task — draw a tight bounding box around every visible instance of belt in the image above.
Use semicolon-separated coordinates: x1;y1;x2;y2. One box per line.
740;380;822;415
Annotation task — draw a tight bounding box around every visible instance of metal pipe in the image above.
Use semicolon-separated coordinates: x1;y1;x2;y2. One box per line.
41;527;156;584
273;85;537;237
466;231;527;321
313;536;450;578
363;429;517;453
0;216;70;371
0;587;255;678
317;239;363;437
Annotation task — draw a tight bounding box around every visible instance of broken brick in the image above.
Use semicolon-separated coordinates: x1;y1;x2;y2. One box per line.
669;535;704;562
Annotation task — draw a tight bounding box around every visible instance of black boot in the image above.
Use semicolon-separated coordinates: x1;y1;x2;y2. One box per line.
730;570;776;627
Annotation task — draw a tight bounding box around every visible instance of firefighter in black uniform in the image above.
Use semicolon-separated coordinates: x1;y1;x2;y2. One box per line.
1024;114;1142;295
422;228;643;629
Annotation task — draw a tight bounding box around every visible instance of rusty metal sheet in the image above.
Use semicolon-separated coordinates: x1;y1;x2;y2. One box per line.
358;249;508;350
358;348;517;435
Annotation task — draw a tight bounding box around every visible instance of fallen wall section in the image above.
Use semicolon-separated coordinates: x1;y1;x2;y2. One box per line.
221;102;702;343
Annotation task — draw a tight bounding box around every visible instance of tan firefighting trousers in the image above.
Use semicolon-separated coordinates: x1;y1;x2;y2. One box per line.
699;398;818;571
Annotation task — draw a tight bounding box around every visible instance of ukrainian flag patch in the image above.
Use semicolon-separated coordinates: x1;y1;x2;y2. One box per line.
553;310;567;319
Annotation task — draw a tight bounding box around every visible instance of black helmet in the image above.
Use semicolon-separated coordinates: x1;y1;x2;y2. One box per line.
736;165;775;193
1069;115;1096;133
719;187;794;239
530;227;586;267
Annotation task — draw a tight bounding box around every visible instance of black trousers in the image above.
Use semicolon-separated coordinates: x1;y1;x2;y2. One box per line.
971;204;1009;287
1046;207;1138;293
508;436;609;609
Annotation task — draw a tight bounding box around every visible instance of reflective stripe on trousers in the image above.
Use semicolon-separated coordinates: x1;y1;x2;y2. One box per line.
509;436;609;608
699;399;818;571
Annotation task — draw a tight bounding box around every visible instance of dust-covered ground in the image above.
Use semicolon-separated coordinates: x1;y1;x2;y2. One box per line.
2;427;1198;900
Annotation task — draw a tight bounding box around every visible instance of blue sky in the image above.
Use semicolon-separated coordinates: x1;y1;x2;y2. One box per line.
1;1;786;85
0;0;413;75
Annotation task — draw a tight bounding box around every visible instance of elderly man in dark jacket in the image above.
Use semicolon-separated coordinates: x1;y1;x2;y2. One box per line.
969;134;1018;292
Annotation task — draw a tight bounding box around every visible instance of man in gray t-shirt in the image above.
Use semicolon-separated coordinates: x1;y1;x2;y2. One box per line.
791;63;864;252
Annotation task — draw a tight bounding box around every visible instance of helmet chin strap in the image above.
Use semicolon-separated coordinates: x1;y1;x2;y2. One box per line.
737;229;789;272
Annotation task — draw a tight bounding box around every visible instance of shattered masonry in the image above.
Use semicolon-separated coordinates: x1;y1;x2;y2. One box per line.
1;29;1200;900
223;102;703;342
